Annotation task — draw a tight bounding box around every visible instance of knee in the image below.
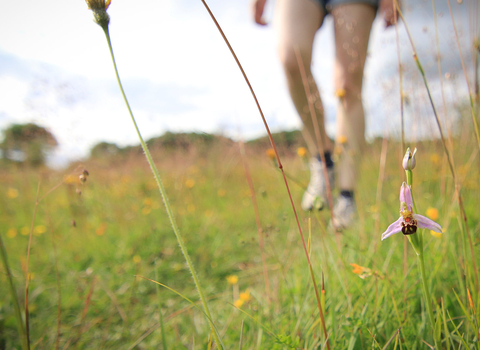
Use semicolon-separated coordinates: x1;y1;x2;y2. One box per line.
334;65;363;102
278;45;309;81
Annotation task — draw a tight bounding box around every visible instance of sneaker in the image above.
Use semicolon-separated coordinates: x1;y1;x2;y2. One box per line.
301;157;335;211
331;195;356;230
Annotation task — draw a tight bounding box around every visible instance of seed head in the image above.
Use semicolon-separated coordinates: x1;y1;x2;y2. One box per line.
85;0;111;28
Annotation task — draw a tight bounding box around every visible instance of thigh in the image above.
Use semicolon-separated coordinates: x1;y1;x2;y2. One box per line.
332;3;376;88
276;0;326;62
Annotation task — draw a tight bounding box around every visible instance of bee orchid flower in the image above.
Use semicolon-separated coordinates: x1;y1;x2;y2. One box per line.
381;182;442;240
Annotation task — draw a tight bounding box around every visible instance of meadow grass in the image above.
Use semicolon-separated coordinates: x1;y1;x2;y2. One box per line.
1;133;479;349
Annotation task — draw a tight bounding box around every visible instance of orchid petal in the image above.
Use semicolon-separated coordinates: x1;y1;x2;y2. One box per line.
399;182;413;211
414;214;442;233
381;217;403;240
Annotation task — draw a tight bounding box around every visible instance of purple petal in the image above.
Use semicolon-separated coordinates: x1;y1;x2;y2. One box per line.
381;217;403;240
414;214;442;233
399;183;413;211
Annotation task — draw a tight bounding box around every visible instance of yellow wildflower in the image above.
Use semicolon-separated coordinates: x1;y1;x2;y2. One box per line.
185;179;195;188
239;289;251;302
297;147;307;158
234;299;244;308
226;275;239;285
7;228;17;238
430;153;441;165
132;255;141;264
337;135;347;144
95;223;107;236
335;88;346;98
21;227;30;236
266;148;276;160
33;225;47;236
426;207;439;221
7;188;19;199
217;189;226;197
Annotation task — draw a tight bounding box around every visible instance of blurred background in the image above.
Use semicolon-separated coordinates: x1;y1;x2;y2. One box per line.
0;0;475;167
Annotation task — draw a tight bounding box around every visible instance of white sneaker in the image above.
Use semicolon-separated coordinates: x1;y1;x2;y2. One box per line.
331;195;356;230
301;157;335;211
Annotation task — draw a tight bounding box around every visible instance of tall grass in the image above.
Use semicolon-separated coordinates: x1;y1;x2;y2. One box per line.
0;0;480;349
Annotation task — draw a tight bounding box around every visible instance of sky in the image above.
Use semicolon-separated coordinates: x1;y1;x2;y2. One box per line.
0;0;476;167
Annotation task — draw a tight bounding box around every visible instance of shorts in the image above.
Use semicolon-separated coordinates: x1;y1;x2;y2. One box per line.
314;0;380;12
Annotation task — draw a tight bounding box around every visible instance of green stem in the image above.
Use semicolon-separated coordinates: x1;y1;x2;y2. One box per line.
406;168;440;348
101;25;223;349
0;233;28;350
418;252;441;349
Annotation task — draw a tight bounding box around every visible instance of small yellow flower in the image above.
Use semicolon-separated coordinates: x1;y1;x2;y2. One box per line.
143;198;153;207
142;207;151;215
132;255;141;264
33;225;47;236
430;230;442;238
239;289;251;302
7;228;17;238
187;204;196;213
426;207;439;221
7;188;19;199
185;179;195;188
226;275;238;285
233;299;244;308
430;153;441;165
337;135;348;144
21;227;30;236
266;148;276;160
297;147;307;158
95;223;107;236
217;189;226;197
335;88;346;98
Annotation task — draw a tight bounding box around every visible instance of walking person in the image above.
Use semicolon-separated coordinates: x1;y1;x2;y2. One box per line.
251;0;396;229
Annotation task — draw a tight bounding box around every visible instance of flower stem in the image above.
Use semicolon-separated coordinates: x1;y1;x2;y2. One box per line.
100;25;223;349
418;252;441;349
406;167;440;348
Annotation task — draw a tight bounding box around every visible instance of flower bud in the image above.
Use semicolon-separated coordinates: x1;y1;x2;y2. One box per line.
85;0;111;28
403;147;417;170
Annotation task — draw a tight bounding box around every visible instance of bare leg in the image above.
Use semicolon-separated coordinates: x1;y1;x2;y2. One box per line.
332;4;376;191
276;0;332;155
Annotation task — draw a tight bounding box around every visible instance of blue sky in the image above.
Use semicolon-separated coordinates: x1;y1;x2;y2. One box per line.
0;0;474;166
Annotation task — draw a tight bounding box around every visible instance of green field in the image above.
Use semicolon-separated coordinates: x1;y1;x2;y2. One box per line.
1;131;479;349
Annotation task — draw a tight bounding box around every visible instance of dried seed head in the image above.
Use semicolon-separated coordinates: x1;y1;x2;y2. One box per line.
85;0;111;28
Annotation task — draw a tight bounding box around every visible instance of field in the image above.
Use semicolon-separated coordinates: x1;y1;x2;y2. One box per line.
1;130;480;349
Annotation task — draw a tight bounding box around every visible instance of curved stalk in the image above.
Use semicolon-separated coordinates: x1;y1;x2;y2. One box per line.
101;25;223;349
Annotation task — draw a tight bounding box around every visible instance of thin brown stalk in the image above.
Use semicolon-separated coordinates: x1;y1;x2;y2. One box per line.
199;1;330;347
238;140;271;298
73;276;97;349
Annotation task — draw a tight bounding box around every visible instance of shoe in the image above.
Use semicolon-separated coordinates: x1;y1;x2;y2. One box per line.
331;195;356;230
301;157;335;211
